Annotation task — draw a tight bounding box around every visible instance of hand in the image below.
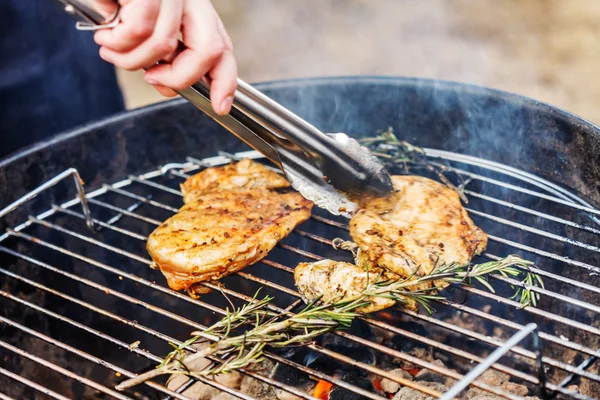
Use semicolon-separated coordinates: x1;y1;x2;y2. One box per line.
94;0;237;115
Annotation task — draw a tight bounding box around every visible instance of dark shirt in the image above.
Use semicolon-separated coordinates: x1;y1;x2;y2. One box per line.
0;0;125;159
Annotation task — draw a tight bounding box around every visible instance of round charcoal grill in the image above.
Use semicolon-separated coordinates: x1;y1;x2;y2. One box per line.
0;77;599;400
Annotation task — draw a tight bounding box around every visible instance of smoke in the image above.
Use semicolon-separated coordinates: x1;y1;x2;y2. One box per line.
212;0;600;126
215;0;489;84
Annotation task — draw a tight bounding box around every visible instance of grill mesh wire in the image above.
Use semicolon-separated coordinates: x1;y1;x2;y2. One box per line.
0;149;599;400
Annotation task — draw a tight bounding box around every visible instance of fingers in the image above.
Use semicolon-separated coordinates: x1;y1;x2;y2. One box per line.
144;0;237;115
95;0;123;15
207;51;237;115
152;85;178;97
143;46;220;90
95;0;238;114
94;0;160;53
145;49;237;114
98;0;183;70
207;16;237;114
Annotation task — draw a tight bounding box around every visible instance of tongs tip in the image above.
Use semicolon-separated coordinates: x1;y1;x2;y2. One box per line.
326;133;394;200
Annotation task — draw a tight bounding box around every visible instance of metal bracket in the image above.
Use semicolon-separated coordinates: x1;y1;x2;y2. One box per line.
550;355;597;399
439;323;547;400
0;168;94;239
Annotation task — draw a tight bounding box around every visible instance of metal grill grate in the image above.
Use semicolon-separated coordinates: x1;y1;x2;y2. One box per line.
0;149;599;400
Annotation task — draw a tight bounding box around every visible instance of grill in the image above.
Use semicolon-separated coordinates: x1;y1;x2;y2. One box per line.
0;77;599;400
1;148;598;400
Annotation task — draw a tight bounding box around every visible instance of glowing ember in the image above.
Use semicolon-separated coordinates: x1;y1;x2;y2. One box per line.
372;376;383;391
402;367;422;376
313;380;333;400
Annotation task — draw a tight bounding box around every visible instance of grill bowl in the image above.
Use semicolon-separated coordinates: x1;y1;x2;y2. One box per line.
1;77;599;400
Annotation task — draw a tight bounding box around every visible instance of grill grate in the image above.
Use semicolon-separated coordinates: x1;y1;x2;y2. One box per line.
0;149;599;400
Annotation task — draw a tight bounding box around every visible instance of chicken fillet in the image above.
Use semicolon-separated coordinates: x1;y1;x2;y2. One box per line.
294;260;398;313
148;189;312;291
181;158;289;203
350;176;487;279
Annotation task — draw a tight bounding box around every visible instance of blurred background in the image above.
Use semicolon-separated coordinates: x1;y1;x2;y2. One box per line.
117;0;600;125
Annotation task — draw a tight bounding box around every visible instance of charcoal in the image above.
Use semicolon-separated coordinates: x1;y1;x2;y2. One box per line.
466;388;483;399
275;387;312;400
214;370;242;389
321;320;375;347
174;380;222;400
271;362;313;391
479;370;509;387
303;353;332;374
469;396;503;400
274;345;307;360
469;393;535;400
398;321;427;336
308;344;375;376
579;378;600;399
270;364;315;400
380;368;414;393
328;371;377;400
240;374;278;400
464;369;517;399
393;382;448;400
466;380;532;399
390;325;432;368
164;342;227;400
415;360;451;385
213;393;241;400
325;344;376;365
501;382;529;396
240;359;278;400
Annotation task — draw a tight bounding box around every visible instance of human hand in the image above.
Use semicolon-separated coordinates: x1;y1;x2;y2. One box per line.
94;0;237;115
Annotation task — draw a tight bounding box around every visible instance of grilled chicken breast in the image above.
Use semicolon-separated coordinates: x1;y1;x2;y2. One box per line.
148;189;312;291
148;160;312;293
181;158;289;203
294;260;398;313
350;175;487;280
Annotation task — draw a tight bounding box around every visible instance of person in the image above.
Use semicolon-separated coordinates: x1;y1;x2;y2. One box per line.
0;0;237;158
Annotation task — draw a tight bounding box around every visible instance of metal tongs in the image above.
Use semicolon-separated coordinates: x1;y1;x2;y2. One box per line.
56;0;394;215
185;79;396;215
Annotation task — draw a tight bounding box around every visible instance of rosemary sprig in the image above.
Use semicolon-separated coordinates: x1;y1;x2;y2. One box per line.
332;237;543;308
429;256;544;307
116;291;357;390
359;127;468;202
116;255;541;390
158;289;274;368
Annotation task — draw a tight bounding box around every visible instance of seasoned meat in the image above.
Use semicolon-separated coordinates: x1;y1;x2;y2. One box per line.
294;259;399;313
181;159;289;203
294;176;485;313
350;175;487;279
148;189;312;291
149;159;312;293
